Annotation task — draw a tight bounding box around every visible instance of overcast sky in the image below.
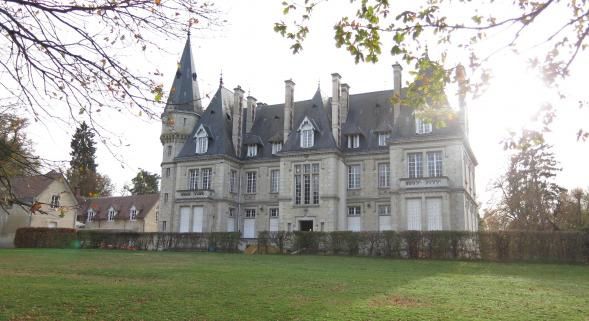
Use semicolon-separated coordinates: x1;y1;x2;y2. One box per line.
25;0;589;207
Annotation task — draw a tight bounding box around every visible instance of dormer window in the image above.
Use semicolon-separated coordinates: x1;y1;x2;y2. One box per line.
298;117;315;148
378;133;390;146
247;144;257;157
107;207;116;222
347;135;360;148
194;126;208;154
87;209;95;223
271;142;282;154
416;118;432;134
129;206;137;221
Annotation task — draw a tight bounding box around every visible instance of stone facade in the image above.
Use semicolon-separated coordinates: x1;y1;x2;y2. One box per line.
158;37;478;236
0;171;78;247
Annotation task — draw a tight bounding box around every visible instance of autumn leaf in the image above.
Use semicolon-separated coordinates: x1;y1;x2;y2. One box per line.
154;0;161;5
30;202;42;213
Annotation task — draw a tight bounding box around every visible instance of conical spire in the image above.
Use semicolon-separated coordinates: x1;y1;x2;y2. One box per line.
165;35;202;113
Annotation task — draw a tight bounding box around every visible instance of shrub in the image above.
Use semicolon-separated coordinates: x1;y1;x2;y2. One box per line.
14;227;77;248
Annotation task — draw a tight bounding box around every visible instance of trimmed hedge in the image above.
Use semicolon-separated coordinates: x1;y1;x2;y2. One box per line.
13;228;589;263
260;230;589;263
14;228;78;248
15;228;240;252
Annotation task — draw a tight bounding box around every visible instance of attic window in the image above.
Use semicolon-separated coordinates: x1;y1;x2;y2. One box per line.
192;72;197;80
107;208;116;222
130;207;137;221
298;117;315;148
247;144;257;157
272;142;282;154
416;118;432;135
176;70;182;79
195;126;208;154
378;133;390;146
347;135;360;148
87;209;95;223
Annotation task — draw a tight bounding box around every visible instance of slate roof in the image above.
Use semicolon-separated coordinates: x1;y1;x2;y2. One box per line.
176;86;236;159
164;36;202;113
242;103;284;159
78;193;159;221
282;88;337;152
9;170;63;203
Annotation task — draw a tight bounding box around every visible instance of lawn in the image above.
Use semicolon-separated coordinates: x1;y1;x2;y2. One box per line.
0;250;588;321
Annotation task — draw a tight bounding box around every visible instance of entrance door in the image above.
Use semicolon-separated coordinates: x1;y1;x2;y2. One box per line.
347;216;361;232
179;207;190;232
192;207;203;233
379;215;392;231
299;220;313;232
244;219;256;238
426;198;442;230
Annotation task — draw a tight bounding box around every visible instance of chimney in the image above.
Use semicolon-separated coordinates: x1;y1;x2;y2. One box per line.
283;79;295;142
232;86;245;155
245;95;257;133
455;64;469;136
392;63;403;124
340;83;350;128
331;73;341;147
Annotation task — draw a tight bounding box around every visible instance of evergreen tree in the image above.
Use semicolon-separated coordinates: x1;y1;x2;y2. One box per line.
128;169;160;195
67;122;111;197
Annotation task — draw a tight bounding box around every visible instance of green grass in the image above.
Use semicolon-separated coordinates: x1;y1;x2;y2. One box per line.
0;250;588;321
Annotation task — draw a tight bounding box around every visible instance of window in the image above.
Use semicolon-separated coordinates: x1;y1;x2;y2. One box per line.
378;204;391;216
348;164;361;189
347;135;360;148
246;171;257;193
271;142;282;154
107;208;116;222
348;206;361;216
229;208;235;217
201;168;212;189
408;153;423;178
247;144;257;157
416;118;432;134
406;198;421;230
229;169;237;193
378;163;390;188
164;193;168;203
50;195;60;209
162;221;167;231
129;207;137;221
155;209;159;222
270;169;280;193
426;198;442;230
166;145;172;157
378;133;390;146
195;127;208;154
294;163;320;205
270;208;279;218
188;169;199;190
299;118;314;148
87;209;95;223
165;168;170;178
427;151;443;177
245;209;256;218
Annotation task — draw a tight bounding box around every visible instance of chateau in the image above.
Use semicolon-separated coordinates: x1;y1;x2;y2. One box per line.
159;36;478;237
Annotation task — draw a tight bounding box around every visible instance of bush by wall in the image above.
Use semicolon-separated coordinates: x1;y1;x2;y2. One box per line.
14;227;77;248
260;230;588;263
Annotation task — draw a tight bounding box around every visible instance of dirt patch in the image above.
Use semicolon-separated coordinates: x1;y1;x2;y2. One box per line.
368;294;429;308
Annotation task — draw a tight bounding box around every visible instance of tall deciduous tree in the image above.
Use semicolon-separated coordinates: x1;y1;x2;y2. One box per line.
67;121;112;197
128;169;160;195
275;0;589;138
1;1;218;122
489;130;565;230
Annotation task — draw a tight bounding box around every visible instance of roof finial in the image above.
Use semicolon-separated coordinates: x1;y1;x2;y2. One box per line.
219;70;224;88
317;78;321;90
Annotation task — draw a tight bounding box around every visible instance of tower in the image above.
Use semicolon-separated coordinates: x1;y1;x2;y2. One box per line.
159;34;202;231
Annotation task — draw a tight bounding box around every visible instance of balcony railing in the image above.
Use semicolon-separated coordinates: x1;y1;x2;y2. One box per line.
399;176;449;189
176;189;215;200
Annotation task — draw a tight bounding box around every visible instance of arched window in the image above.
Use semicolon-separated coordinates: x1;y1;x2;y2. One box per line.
299;117;315;148
129;206;137;221
195;126;208;154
